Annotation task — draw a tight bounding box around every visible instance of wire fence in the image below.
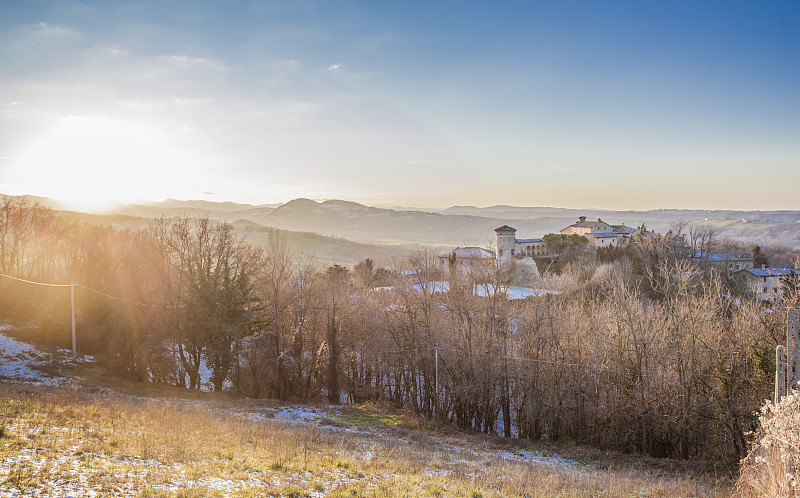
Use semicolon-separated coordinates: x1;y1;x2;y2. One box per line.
0;272;180;308
0;272;71;287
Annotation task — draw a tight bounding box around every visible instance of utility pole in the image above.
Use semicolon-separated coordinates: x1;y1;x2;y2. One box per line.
71;282;76;360
434;344;439;419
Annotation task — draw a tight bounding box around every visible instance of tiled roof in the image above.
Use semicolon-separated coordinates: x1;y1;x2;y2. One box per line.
516;238;543;243
494;225;517;232
612;224;635;234
739;267;799;277
691;251;754;261
569;221;600;228
591;232;618;238
440;247;496;260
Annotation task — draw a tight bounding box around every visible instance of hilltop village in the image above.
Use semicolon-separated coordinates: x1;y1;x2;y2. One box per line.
438;216;646;275
436;216;799;305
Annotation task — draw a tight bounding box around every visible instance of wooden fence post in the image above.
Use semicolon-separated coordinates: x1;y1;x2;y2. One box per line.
776;345;786;403
789;308;800;391
775;308;799;403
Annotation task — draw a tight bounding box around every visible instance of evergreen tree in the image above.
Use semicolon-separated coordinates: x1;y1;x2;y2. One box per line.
752;245;768;268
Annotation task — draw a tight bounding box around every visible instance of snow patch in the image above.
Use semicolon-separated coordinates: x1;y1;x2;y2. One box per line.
490;448;578;469
0;326;73;385
412;282;561;300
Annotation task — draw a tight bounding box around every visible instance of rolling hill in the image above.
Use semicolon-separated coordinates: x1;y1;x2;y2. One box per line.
6;194;800;259
98;198;800;249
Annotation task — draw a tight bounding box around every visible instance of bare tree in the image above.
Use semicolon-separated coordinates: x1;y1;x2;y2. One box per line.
688;225;718;258
259;229;294;397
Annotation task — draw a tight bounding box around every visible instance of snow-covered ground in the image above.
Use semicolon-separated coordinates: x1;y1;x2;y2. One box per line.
233;405;333;426
0;324;82;385
0;322;583;496
413;281;561;299
490;448;578;469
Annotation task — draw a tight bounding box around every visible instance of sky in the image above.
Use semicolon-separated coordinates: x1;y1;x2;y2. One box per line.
0;1;798;211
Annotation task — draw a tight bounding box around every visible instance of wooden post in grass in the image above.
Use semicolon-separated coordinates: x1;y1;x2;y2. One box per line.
776;345;786;403
789;308;800;391
71;282;76;360
775;308;799;403
434;345;439;418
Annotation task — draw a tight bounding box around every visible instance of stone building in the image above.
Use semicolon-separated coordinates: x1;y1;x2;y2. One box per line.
691;251;754;274
445;217;645;275
734;267;800;304
438;246;497;276
494;225;549;266
560;216;641;248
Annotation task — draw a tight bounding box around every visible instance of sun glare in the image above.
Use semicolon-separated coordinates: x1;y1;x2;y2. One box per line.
5;115;207;210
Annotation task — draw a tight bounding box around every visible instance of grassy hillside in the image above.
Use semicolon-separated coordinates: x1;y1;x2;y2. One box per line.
58;211;415;267
233;225;418;267
0;380;729;497
689;218;800;248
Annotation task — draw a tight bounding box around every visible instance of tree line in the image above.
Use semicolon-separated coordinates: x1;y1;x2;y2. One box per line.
0;196;793;466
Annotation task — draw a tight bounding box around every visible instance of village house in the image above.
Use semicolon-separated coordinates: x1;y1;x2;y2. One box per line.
443;217;647;272
690;251;755;274
734;267;800;304
494;218;645;267
560;216;641;248
438;246;497;276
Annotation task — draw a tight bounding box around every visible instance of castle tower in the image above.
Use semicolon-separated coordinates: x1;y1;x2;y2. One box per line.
494;225;517;268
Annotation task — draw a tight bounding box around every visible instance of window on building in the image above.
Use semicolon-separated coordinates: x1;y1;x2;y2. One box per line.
499;249;503;256
511;249;515;256
763;287;768;293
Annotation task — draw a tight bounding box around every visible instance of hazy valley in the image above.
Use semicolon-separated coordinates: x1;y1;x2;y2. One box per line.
23;195;800;269
108;198;800;250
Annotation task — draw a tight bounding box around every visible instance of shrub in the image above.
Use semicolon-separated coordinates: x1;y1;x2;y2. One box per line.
737;391;800;497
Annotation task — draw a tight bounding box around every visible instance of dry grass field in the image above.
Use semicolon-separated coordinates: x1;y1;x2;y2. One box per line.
0;379;731;497
0;326;734;496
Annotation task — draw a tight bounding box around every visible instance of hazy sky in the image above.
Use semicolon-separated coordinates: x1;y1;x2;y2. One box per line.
1;1;798;210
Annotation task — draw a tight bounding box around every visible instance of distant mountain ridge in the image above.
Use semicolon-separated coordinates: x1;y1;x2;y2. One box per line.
441;205;800;224
99;197;800;248
5;193;800;249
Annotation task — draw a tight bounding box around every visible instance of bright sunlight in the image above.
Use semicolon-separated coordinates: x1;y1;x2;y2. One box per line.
5;115;207;209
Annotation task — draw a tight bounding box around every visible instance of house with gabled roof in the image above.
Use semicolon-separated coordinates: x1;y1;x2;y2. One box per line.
438;246;497;276
560;216;642;248
734;266;800;304
691;250;754;274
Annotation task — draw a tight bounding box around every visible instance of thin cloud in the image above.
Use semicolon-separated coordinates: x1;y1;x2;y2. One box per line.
328;63;340;71
34;22;76;38
159;54;227;72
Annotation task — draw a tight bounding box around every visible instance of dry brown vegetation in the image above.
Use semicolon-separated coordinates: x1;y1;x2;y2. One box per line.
0;196;791;481
736;392;800;497
0;382;728;497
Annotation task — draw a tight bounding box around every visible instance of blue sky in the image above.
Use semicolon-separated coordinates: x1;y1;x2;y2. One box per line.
0;0;798;209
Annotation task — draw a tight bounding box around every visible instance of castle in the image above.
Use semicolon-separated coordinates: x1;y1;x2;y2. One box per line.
495;217;644;266
440;217;645;272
